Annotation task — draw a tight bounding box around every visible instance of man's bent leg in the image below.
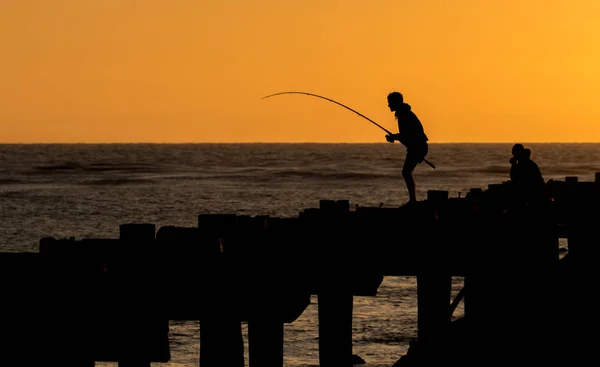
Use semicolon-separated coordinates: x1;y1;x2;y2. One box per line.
402;157;419;202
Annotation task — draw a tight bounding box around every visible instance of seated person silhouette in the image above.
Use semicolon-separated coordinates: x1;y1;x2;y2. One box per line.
509;143;546;208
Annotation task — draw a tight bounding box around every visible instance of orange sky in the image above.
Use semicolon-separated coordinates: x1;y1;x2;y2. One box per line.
1;0;600;143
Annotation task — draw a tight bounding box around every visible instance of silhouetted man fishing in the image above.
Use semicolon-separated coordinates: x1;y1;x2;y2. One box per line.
385;91;429;204
262;90;434;204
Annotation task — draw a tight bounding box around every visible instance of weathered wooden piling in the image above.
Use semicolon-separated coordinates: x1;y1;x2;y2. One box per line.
245;215;311;367
248;317;284;367
318;291;354;367
414;190;453;366
1;249;96;367
197;214;245;367
311;200;354;367
33;238;94;366
117;223;170;367
552;173;600;365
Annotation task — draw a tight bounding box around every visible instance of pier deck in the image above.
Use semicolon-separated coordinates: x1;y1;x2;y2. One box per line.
1;174;599;366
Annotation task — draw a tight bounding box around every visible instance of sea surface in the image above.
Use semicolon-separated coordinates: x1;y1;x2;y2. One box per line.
1;143;598;366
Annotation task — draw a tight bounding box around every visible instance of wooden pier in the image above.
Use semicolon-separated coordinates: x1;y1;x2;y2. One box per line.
2;173;600;366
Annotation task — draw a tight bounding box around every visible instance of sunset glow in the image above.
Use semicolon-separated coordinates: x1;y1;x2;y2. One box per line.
2;0;600;143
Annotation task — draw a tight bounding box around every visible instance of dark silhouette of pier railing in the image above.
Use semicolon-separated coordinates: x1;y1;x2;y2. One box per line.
2;173;600;367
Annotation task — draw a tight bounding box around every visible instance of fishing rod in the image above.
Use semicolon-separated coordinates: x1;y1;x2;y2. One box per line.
261;91;436;169
262;91;394;135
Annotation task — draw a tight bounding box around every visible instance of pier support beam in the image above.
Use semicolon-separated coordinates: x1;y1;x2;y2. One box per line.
417;272;452;366
248;319;284;367
117;223;169;367
198;214;245;367
318;292;354;367
200;317;245;367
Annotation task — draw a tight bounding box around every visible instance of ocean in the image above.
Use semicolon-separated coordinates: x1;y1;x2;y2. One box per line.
1;142;598;366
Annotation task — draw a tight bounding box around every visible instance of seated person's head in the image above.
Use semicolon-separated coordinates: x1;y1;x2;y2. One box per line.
512;143;525;159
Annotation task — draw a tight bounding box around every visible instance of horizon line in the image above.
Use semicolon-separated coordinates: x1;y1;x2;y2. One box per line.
2;141;600;145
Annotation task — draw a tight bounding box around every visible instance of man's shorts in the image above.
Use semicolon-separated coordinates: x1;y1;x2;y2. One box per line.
406;142;429;164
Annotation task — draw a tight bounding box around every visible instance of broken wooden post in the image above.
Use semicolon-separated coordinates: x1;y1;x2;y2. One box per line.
248;317;284;367
36;237;98;367
246;215;312;367
117;223;170;367
415;191;452;366
197;214;244;367
316;199;354;367
244;215;284;367
318;292;353;367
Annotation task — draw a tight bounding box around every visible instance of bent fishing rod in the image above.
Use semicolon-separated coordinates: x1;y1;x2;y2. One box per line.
261;91;436;169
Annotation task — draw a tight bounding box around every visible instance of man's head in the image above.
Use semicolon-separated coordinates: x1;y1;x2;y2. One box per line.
387;92;403;112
